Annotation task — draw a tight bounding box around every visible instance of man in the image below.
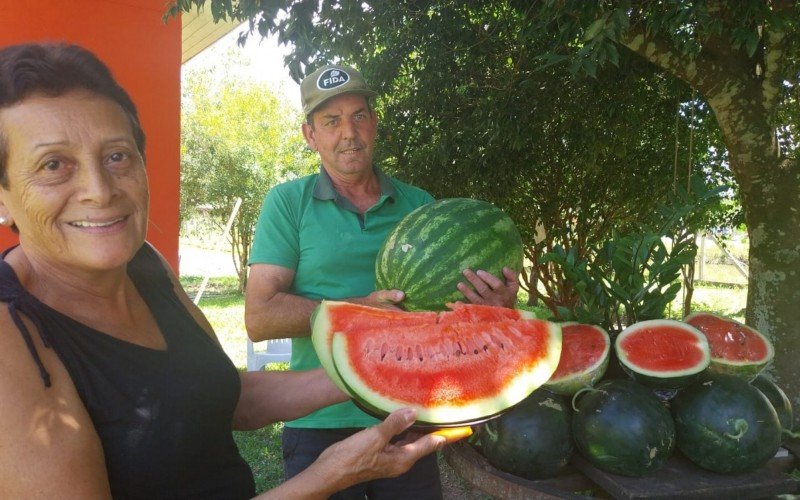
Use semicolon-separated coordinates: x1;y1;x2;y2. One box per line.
245;64;519;499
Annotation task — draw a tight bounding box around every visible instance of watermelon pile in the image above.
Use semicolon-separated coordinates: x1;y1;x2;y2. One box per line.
468;313;792;480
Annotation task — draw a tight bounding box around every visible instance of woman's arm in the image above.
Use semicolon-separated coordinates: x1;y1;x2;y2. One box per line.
0;311;112;498
233;368;348;430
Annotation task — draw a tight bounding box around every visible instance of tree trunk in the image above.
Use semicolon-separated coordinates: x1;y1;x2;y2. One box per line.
708;90;800;429
743;156;800;430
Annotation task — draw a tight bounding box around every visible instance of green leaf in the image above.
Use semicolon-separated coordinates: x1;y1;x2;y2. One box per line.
584;17;607;41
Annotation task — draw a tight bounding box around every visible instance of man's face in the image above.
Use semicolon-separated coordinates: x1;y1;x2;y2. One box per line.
302;93;377;179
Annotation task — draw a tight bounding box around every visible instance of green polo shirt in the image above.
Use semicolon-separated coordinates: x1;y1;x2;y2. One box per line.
249;166;434;428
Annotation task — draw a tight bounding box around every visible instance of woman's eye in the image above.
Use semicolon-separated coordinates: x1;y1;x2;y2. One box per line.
108;151;127;163
42;159;62;171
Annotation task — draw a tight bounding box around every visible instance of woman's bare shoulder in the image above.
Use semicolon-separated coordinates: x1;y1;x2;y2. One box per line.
0;305;112;496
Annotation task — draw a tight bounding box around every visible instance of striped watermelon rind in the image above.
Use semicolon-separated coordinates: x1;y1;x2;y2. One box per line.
684;312;774;381
375;198;524;311
543;322;610;396
615;319;711;390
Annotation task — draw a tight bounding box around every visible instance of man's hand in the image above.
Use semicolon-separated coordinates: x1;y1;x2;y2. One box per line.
457;267;519;308
348;290;406;310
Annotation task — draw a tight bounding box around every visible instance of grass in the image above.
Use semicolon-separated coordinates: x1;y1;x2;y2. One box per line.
183;273;749;496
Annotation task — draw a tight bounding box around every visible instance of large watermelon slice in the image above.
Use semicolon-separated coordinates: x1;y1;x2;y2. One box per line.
375;198;524;311
684;312;774;381
615;319;710;390
543;322;610;396
312;301;561;425
311;301;535;394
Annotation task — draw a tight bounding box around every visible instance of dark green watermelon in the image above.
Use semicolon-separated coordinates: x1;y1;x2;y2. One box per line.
375;198;523;311
751;374;794;432
476;389;573;480
572;379;676;477
671;374;782;474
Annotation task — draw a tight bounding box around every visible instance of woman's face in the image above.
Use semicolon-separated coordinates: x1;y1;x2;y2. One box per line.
0;89;149;273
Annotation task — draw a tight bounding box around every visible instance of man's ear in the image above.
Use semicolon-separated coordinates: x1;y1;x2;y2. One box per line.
301;122;317;152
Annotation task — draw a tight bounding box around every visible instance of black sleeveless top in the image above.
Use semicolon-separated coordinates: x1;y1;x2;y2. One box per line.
0;244;255;499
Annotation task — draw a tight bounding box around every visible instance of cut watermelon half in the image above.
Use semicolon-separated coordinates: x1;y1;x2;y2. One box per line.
311;301;536;395
544;322;610;396
314;301;562;425
684;312;774;381
615;319;710;390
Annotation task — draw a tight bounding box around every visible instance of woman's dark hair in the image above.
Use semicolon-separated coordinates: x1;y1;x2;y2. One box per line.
0;43;146;187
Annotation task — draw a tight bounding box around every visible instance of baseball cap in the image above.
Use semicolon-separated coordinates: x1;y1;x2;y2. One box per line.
300;64;378;117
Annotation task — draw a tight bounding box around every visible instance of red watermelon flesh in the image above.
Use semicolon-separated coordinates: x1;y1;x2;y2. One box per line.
439;302;536;324
544;323;610;395
618;325;708;372
312;301;536;394
684;312;774;380
314;301;562;424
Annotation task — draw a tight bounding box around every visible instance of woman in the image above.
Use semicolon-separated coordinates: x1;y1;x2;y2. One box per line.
0;43;445;499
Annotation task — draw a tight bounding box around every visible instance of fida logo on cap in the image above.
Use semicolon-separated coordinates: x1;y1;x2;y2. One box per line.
317;68;350;90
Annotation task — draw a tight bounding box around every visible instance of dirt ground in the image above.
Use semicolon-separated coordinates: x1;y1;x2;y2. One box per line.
439;453;494;499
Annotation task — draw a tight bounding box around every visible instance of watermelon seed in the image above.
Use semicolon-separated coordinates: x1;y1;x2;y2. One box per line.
416;345;424;362
380;342;389;361
407;347;414;361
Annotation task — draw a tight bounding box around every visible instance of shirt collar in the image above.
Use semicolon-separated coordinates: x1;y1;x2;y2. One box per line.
313;165;396;201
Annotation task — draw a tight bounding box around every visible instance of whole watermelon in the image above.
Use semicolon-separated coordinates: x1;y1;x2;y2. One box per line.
375;198;524;311
572;379;676;477
671;373;782;474
476;389;574;480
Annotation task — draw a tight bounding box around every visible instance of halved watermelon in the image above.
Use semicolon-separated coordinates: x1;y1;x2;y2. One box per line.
615;319;710;390
544;322;610;396
684;312;774;381
317;301;562;425
311;301;535;394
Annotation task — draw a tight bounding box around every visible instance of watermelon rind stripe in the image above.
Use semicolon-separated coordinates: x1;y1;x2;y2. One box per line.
331;321;562;425
615;319;711;390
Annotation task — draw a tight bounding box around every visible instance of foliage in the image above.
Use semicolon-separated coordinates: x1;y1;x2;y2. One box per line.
539;178;725;333
169;0;736;309
181;49;315;291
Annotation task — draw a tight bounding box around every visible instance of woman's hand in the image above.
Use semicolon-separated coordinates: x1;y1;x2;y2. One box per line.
261;409;445;499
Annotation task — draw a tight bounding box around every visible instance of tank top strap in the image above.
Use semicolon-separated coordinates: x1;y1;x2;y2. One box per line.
0;243;165;389
0;251;53;387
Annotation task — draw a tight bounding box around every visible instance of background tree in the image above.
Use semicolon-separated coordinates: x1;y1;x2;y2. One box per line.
167;1;797;419
527;0;800;427
181;50;316;290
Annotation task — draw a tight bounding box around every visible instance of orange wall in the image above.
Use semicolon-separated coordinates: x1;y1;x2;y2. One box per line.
0;0;182;271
